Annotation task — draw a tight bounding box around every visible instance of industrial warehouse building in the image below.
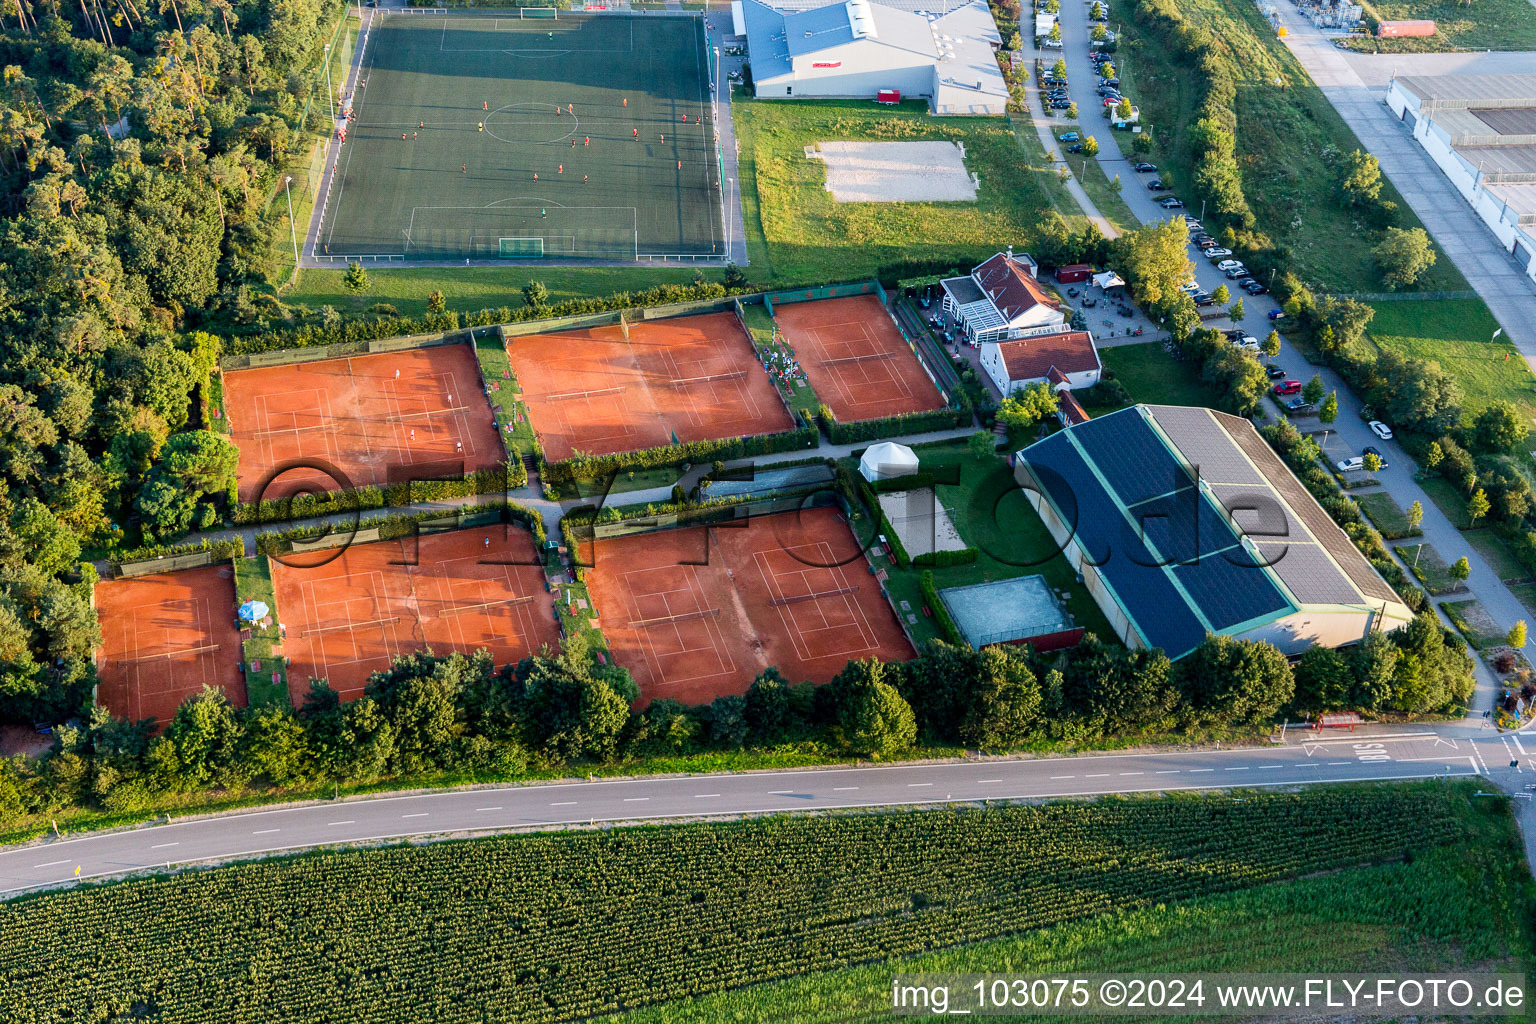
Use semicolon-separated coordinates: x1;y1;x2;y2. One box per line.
1015;405;1414;659
1384;73;1536;285
734;0;1008;114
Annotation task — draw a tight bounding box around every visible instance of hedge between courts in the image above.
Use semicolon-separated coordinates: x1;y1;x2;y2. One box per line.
838;464;910;568
255;502;546;556
540;422;818;485
229;462;526;527
109;536;247;567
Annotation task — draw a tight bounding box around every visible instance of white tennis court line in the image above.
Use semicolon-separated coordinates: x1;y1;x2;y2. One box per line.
618;563;735;689
381;369;479;466
752;541;879;664
297;568;398;690
117;593;226;720
420;556;538;652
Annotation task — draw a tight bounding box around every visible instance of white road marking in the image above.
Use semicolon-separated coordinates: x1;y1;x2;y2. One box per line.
475;806;502;812
32;860;69;868
768;791;795;795
1119;772;1145;776
977;779;1002;784
1327;761;1351;765
908;783;933;788
1155;770;1181;774
833;786;859;791
550;801;577;806
1188;769;1214;773
253;829;281;835
693;793;720;798
1050;775;1075;780
1225;767;1249;771
1085;773;1110;778
328;821;355;826
151;842;179;850
401;813;428;819
1257;765;1284;769
623;797;649;802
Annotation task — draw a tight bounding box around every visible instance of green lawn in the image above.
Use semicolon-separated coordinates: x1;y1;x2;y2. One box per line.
733;98;1056;284
1393;542;1463;595
1364;300;1534;425
1443;598;1507;651
288;266;710;319
1355;490;1419;540
1466;526;1533;584
471;328;537;458
1099;342;1212;408
1107;0;1470;295
555;580;608;652
1344;0;1536;51
231;555;289;708
870;443;1117;648
1416;474;1473;529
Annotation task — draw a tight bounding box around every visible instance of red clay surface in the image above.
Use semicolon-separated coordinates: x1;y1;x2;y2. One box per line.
584;506;914;705
507;312;794;463
95;565;246;725
224;344;504;502
773;294;946;422
270;526;558;702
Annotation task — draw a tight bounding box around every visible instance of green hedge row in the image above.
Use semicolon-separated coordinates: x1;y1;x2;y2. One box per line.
110;536;247;566
255;502;546;556
230;462;526;527
542;422;817;485
228;282;744;357
818;404;970;446
913;547;979;569
920;569;964;646
870;471;935;494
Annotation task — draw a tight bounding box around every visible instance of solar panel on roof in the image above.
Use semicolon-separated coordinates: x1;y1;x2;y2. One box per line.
1076;412;1189;507
1149;406;1267;485
1028;437;1111;565
1133;488;1242;565
1172;557;1290;631
1254;542;1362;605
1113;551;1211;656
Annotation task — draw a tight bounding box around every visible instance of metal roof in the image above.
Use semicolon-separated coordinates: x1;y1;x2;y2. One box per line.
1397;73;1536;111
1017;405;1408;657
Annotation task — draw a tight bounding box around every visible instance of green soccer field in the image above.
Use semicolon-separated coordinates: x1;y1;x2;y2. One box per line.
318;12;724;262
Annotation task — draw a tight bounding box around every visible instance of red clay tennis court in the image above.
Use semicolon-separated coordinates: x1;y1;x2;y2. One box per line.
224;344;504;502
773;294;946;422
584;506;914;705
507;312;794;463
95;565;246;725
270;526;558;702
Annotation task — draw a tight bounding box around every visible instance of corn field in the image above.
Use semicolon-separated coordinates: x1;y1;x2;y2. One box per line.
0;787;1471;1023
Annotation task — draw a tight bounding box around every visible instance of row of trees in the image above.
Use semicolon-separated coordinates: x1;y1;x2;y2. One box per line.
0;0;351;728
0;613;1474;824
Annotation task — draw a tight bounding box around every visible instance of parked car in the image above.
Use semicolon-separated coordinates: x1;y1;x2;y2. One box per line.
1288;398;1316;414
1103;77;1120;87
1273;380;1302;396
1193;292;1216;306
1203;247;1233;259
1369;420;1394;441
1225;268;1252;280
1336;456;1365;472
1059;131;1080;142
1363;445;1389;469
1051;99;1071;109
1233;335;1260;352
1103;97;1120;107
1179;282;1202;295
1067;143;1083;153
1133;161;1156;172
1268;309;1286;321
1159;197;1185;208
1216;259;1244;272
1241;279;1269;295
1147;179;1168;191
1266;365;1287;379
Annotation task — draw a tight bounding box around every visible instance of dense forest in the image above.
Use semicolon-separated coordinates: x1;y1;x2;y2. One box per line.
0;0;344;725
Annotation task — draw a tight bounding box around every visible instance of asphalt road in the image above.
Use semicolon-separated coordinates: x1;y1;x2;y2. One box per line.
3;728;1520;897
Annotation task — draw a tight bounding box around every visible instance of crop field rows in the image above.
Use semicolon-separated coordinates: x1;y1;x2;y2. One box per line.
0;788;1470;1023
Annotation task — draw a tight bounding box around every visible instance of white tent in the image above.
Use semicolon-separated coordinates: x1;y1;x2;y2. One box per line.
859;441;919;483
1092;270;1125;290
